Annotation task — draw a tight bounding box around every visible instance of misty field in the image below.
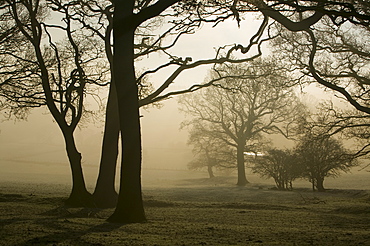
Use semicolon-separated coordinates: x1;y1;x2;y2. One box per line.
0;169;369;246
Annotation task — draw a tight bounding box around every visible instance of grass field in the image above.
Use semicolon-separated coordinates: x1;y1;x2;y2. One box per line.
1;168;370;246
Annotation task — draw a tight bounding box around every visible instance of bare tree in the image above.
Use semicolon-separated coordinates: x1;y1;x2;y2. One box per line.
180;58;302;186
295;131;357;192
2;0;108;206
269;13;370;172
186;123;236;178
108;0;287;222
1;0;271;211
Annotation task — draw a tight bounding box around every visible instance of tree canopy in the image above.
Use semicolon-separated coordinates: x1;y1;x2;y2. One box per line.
295;132;357;191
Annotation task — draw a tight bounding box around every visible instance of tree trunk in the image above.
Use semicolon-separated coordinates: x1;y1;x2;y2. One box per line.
93;82;119;208
236;143;249;186
107;1;146;223
311;178;316;192
63;131;93;207
316;177;325;192
205;149;215;178
207;164;215;178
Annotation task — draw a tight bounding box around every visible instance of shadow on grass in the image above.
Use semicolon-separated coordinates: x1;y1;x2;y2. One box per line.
41;205;107;218
17;199;173;245
0;193;36;229
18;206;125;246
0;193;29;202
18;221;123;246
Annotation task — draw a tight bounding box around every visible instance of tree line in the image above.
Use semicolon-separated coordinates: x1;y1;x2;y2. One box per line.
1;0;369;223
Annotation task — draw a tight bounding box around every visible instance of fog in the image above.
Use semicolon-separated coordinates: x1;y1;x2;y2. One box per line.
0;83;355;172
1;84;369;191
0;98;191;177
0;16;368;191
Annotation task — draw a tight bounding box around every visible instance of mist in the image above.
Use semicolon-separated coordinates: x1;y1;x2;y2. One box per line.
1;83;369;191
0;97;191;180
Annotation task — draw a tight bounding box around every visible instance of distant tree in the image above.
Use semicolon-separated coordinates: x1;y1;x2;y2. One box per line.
252;148;299;190
186;123;236;178
268;7;370;175
270;11;370;179
180;58;303;186
295;131;357;192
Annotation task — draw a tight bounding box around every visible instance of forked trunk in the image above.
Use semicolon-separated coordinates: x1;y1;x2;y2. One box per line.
236;144;249;186
63;131;93;207
93;82;119;208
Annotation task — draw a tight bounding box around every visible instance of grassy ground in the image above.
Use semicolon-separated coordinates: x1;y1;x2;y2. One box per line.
0;175;369;246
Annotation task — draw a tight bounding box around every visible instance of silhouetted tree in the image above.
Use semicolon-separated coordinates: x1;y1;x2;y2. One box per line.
108;0;277;222
0;1;44;118
267;5;370;175
1;0;272;211
2;0;108;206
49;0;164;208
